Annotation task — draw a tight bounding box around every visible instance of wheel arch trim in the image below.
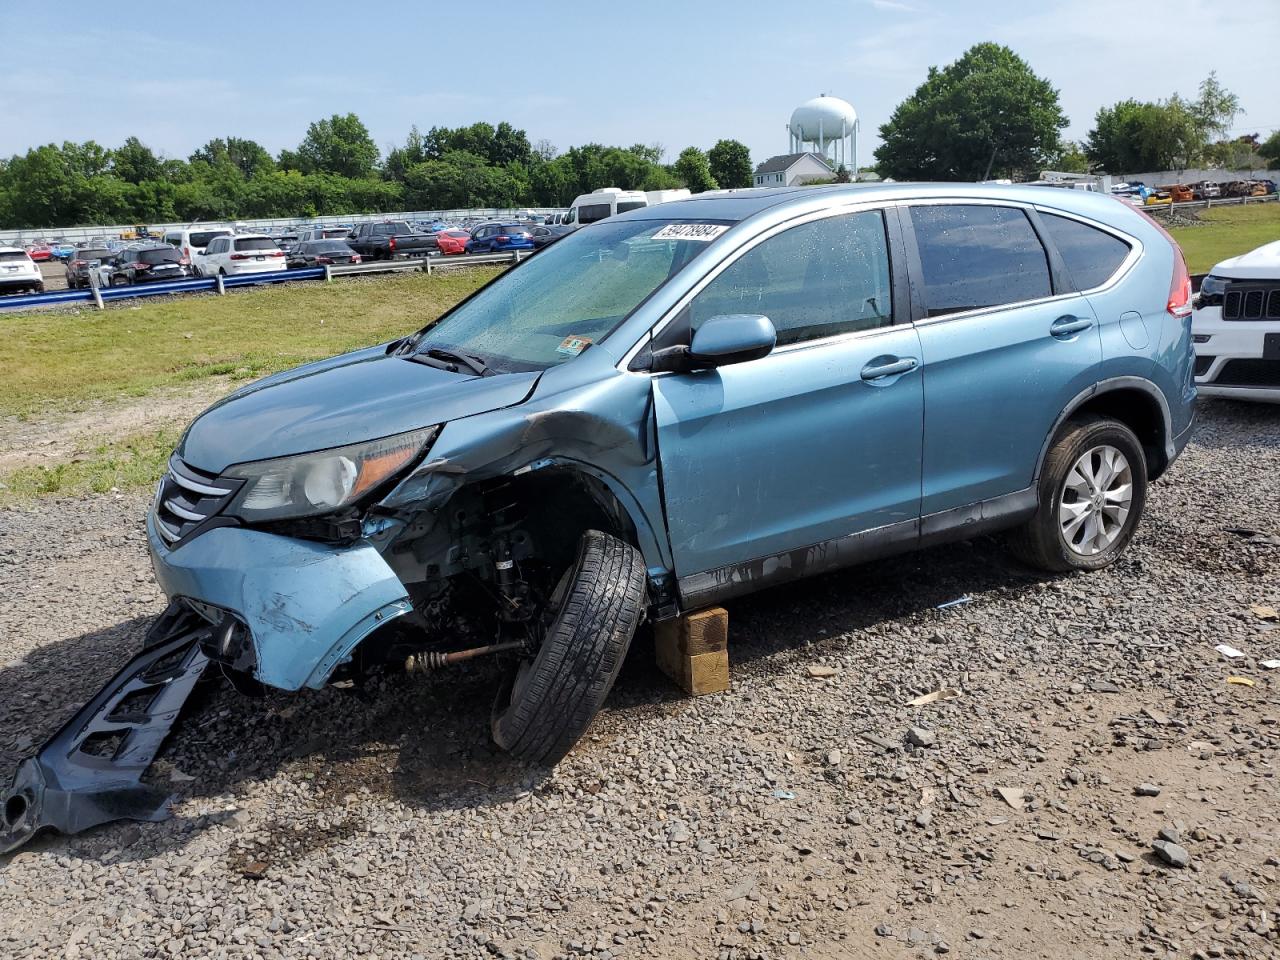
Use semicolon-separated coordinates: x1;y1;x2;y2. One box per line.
1035;376;1174;483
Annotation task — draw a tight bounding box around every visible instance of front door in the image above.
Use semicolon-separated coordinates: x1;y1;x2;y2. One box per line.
650;208;924;603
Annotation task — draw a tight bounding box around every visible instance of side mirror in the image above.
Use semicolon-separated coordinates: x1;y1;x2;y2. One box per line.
651;314;777;373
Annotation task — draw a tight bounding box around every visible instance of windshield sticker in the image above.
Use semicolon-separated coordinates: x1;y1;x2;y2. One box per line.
556;335;593;357
651;223;729;242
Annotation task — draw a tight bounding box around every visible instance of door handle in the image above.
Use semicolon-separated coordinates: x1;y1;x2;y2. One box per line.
1050;316;1093;338
860;356;918;381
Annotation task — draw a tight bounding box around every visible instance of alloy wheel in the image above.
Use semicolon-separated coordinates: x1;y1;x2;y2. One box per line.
1058;444;1133;556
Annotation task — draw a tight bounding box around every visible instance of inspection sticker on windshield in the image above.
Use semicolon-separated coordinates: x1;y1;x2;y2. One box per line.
556;335;593;357
651;223;729;242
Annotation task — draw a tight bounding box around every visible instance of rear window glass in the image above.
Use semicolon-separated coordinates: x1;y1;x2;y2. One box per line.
909;205;1052;317
0;251;29;262
139;248;182;264
311;241;351;253
616;201;646;213
234;237;278;252
190;230;230;248
500;225;528;234
78;248;112;260
1040;213;1132;290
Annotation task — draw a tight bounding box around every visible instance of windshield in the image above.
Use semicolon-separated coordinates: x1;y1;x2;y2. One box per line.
411;218;727;371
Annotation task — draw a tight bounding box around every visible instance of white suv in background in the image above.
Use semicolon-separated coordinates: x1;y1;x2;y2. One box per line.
163;226;233;277
0;246;45;294
1192;239;1280;403
197;234;286;277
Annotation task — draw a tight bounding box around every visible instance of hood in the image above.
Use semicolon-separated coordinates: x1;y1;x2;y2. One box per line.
1211;240;1280;280
179;344;540;472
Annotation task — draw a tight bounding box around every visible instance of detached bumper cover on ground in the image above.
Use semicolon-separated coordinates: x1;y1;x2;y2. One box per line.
0;523;414;854
0;609;210;854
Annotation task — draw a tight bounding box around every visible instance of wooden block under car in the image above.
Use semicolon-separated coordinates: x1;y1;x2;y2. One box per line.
655;606;730;696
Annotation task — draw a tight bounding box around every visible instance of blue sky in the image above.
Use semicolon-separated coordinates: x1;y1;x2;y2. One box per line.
3;0;1277;168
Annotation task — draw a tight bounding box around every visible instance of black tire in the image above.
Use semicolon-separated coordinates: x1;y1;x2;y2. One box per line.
1008;415;1147;573
491;529;647;765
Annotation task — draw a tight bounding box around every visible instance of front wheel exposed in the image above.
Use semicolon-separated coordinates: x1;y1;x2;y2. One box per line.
1008;415;1148;572
491;530;647;765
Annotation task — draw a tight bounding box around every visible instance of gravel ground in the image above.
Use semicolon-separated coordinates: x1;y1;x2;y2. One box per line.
0;400;1277;960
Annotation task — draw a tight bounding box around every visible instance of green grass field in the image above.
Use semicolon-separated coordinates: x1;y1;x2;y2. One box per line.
1168;202;1280;274
0;268;498;419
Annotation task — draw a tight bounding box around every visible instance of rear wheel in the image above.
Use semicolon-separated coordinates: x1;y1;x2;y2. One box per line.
491;530;647;765
1008;415;1147;572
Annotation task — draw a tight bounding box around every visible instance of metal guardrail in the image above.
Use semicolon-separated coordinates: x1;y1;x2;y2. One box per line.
0;251;526;312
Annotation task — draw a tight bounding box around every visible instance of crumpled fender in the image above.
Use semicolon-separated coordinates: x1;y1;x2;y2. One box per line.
147;515;411;691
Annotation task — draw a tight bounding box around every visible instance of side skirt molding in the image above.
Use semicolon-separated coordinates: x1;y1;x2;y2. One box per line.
677;486;1037;609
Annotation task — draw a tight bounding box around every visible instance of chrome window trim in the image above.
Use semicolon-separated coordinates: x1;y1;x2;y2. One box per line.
617;199;896;372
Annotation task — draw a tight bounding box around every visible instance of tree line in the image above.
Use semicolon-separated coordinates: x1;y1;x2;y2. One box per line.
874;43;1274;181
0;116;755;230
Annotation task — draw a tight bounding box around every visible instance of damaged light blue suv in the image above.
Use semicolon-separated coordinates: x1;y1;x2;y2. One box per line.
2;184;1197;851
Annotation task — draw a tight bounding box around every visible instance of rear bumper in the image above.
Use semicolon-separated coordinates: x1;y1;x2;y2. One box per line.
146;513;412;691
225;261;287;275
0;276;42;289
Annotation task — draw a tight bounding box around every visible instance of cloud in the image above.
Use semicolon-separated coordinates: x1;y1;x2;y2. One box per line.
868;0;919;11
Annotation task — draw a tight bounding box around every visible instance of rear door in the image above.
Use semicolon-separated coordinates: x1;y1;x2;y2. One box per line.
651;207;924;600
904;202;1102;516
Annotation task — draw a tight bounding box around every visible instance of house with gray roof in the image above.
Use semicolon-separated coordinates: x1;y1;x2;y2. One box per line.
752;153;834;187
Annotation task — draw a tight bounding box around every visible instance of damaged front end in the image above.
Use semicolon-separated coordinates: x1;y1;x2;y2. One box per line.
1;606;210;855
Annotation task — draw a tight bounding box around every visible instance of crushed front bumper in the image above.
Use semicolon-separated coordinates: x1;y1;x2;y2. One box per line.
146;513;412;691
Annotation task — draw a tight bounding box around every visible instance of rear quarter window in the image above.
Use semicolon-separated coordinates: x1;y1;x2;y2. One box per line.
1040;213;1132;290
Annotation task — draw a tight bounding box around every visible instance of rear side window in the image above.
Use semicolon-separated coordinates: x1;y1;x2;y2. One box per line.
616;201;646;213
687;210;894;346
235;237;277;252
1040;213;1131;290
909;205;1051;317
578;203;612;224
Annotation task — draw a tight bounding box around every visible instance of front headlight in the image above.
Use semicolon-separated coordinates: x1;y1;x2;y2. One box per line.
1199;275;1227;299
223;426;438;522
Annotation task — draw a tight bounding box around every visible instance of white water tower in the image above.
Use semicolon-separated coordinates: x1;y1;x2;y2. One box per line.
788;95;859;174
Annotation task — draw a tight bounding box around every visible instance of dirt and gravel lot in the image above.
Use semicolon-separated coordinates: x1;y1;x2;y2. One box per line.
0;400;1277;960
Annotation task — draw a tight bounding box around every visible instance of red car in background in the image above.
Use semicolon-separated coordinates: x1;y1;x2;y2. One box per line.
434;229;471;256
26;243;52;262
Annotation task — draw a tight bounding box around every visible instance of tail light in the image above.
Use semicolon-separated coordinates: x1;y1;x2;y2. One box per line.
316;256;333;265
1130;203;1193;318
496;235;510;242
183;246;191;259
269;250;285;258
389;236;396;252
179;257;190;266
352;255;361;263
72;259;86;267
229;254;248;260
132;262;150;270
